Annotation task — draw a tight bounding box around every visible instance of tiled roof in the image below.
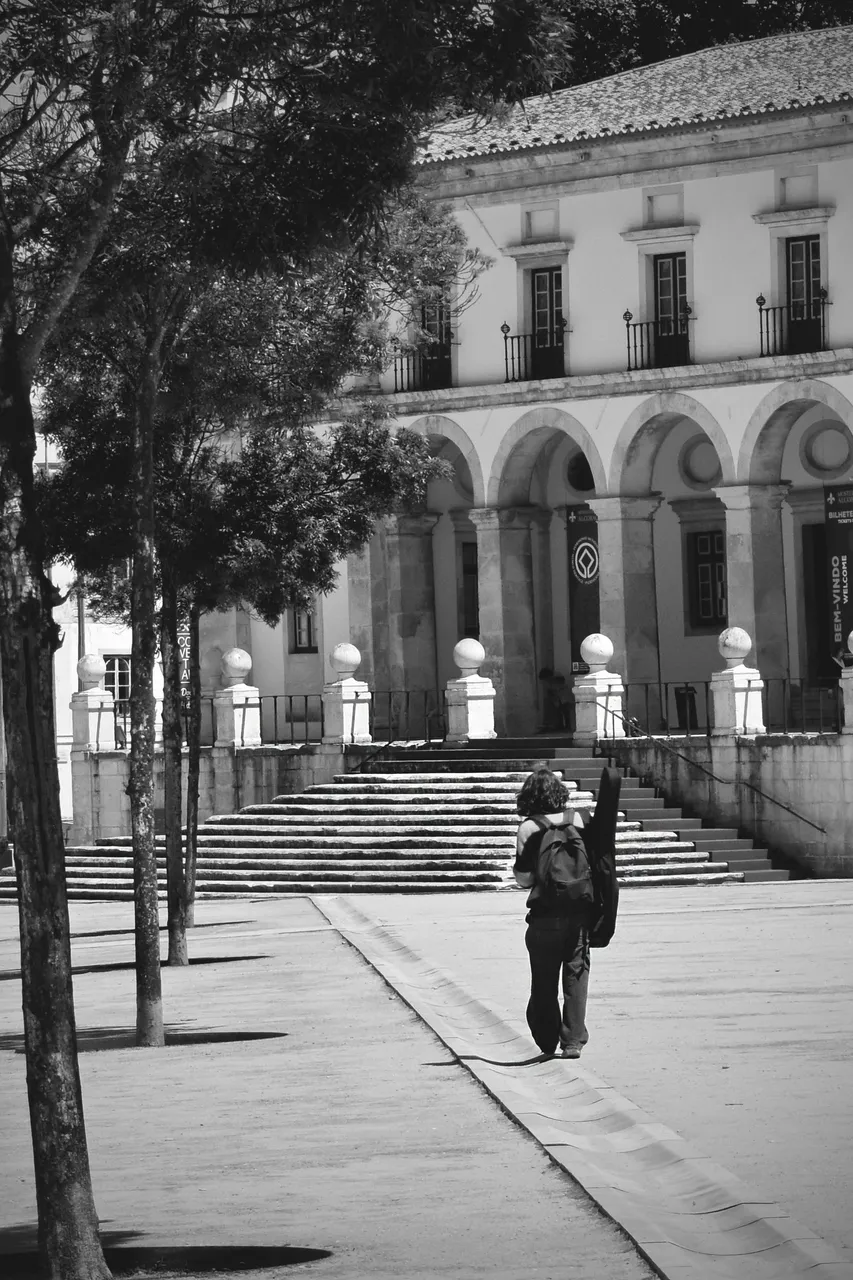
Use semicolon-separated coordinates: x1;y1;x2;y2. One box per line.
418;25;853;165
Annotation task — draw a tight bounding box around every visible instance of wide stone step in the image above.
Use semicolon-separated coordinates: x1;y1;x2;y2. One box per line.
202;816;521;832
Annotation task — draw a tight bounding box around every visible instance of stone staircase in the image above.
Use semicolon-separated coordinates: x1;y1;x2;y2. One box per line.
0;741;788;901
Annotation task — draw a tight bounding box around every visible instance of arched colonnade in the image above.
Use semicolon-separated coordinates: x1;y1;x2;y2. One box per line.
347;382;853;735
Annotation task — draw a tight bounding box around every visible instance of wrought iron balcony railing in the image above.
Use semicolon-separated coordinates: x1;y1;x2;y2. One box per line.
756;292;829;357
392;342;453;393
623;308;692;372
501;320;567;382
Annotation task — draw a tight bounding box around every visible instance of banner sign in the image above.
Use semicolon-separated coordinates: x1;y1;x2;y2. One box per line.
824;484;853;655
177;618;192;691
566;506;600;673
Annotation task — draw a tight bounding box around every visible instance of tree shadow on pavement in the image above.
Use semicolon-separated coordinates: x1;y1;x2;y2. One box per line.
0;1227;331;1277
0;1027;287;1053
0;956;270;982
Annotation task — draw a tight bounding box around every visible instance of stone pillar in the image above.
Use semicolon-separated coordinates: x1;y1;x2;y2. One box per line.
213;647;262;747
470;506;539;736
445;639;496;742
383;512;439;693
710;627;766;735
573;634;626;745
840;630;853;734
715;484;790;678
347;539;378;690
549;507;573;683
71;654;116;751
587;495;662;683
322;643;372;744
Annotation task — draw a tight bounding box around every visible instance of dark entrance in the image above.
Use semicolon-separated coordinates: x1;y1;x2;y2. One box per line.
802;522;834;679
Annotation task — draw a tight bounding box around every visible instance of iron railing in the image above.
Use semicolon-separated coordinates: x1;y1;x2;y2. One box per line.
762;679;841;734
623;308;692;371
392;343;453;393
757;292;828;357
369;689;446;744
501;321;566;382
622;682;712;737
259;694;324;745
113;697;217;749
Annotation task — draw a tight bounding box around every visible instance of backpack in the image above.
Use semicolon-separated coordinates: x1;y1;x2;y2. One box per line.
582;767;622;948
533;818;595;906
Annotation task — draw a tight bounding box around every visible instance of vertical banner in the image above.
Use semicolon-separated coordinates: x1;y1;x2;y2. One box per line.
824;484;853;657
177;617;192;694
566;506;600;673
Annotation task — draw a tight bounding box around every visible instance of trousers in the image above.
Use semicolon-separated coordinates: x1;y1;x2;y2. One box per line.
524;913;591;1055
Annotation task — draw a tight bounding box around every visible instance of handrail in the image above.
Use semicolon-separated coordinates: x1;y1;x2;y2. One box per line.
346;690;446;772
595;697;827;835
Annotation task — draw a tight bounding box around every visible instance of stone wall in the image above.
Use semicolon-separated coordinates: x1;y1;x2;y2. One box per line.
68;742;379;845
605;733;853;878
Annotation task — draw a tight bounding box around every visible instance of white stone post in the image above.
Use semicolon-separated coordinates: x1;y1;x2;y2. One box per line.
710;627;766;735
70;654;116;751
322;643;372;744
572;634;626;745
445;639;496;743
840;630;853;734
213;647;262;747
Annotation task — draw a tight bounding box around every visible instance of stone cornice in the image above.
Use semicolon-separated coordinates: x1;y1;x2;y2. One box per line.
620;224;699;243
752;205;835;226
501;239;573;261
372;348;853;418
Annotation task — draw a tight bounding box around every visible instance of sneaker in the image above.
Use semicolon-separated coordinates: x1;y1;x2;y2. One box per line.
560;1044;582;1059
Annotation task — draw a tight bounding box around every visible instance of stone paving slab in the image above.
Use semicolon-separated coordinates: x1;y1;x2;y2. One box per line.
333;883;853;1276
0;898;654;1280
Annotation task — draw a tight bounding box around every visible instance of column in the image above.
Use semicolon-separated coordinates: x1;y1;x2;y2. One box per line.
470;506;538;736
347;539;378;688
529;508;553;686
587;495;662;684
715;484;790;678
383;512;439;692
549;507;573;683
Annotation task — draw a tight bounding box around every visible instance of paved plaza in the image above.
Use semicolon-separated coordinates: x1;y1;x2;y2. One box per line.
1;881;852;1279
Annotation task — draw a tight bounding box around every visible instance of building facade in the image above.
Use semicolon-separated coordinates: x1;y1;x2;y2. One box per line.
197;28;853;737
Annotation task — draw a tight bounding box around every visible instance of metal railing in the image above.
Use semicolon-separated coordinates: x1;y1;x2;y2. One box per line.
113;697;217;749
259;694;324;745
623;308;691;371
622;682;712;737
392;344;453;393
756;292;828;357
501;322;566;382
762;678;841;734
369;689;446;744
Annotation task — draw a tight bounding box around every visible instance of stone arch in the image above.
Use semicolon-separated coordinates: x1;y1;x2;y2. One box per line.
608;391;735;494
738;379;853;483
487;406;607;507
405;413;486;507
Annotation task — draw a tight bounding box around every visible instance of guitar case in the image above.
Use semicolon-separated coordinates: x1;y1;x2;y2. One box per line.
583;766;622;948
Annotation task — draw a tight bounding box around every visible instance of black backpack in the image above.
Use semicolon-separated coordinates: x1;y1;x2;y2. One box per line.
582;767;622;948
532;818;595;906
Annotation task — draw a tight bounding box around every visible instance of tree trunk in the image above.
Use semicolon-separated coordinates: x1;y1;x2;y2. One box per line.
160;577;187;964
0;207;111;1280
128;348;164;1046
184;603;202;928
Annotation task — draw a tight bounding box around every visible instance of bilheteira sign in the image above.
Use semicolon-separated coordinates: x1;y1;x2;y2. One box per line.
824;483;853;654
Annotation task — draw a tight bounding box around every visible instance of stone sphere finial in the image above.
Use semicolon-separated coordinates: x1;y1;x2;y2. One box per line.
330;642;361;680
718;627;752;667
221;647;253;686
77;653;107;691
847;630;853;658
580;633;613;673
453;637;485;677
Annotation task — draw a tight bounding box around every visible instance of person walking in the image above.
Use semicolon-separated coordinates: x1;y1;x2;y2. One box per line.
513;765;593;1059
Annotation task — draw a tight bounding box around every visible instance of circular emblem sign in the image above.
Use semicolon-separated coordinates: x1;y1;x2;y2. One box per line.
571;538;599;585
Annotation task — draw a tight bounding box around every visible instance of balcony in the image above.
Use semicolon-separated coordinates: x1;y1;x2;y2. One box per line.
623;308;692;371
757;292;829;357
392;342;453;393
501;320;567;383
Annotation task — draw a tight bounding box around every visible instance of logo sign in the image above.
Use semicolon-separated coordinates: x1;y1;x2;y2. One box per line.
824;484;853;654
571;537;599;584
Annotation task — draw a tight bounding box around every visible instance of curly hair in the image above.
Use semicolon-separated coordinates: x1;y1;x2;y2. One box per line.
516;766;570;818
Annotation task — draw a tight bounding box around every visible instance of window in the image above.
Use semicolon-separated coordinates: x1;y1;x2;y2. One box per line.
686;531;727;630
459;542;479;639
103;655;131;707
290;606;317;653
785;235;823;354
652;252;690;367
418;299;453;389
530;267;565;378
